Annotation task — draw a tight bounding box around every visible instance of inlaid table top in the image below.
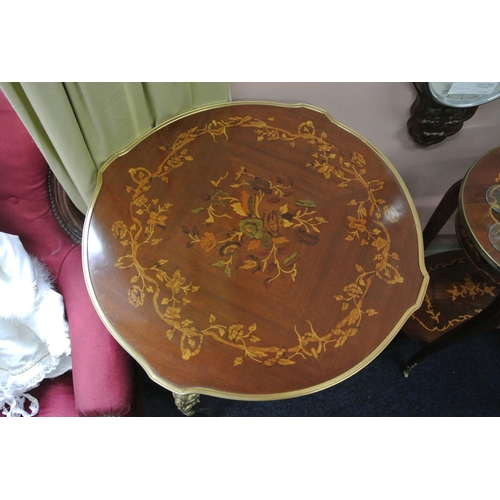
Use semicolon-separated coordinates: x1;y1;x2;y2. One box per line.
460;146;500;271
83;102;428;400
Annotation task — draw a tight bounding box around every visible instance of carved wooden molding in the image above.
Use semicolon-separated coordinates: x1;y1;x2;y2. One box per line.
48;170;85;244
407;83;478;147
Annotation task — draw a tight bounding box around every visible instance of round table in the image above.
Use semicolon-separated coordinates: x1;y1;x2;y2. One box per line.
83;102;428;415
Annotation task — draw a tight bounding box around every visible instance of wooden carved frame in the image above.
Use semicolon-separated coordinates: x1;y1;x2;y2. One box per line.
48;170;85;244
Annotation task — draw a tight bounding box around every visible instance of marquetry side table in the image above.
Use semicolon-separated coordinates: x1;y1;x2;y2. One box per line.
403;147;500;375
82;102;428;415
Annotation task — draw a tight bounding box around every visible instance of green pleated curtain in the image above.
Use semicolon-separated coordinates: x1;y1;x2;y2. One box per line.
0;82;231;213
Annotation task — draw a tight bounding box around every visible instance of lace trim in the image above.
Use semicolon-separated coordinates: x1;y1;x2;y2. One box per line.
10;352;50;376
1;392;39;417
0;352;71;417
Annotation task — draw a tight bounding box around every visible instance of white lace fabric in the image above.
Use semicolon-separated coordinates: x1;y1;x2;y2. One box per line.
0;232;72;417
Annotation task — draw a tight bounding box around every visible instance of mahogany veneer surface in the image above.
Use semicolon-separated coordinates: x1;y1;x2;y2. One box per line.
83;102;428;399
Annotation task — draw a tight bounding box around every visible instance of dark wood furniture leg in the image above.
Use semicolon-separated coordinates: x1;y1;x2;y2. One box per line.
422;179;462;250
404;291;500;376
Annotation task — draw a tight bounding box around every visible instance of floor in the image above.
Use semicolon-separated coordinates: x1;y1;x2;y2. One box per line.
140;325;500;417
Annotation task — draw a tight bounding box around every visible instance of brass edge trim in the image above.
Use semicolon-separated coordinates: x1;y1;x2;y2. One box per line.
459;147;500;272
83;100;429;402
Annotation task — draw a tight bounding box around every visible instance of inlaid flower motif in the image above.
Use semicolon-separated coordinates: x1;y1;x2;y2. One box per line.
448;287;461;301
372;236;388;251
147;211;167;227
263;210;282;237
200;232;217;252
132;194;147;207
165;306;181;319
219;242;241;256
128;285;145;307
228;323;244;341
237;257;261;273
166;269;187;294
343;283;363;300
112;221;128;239
239;218;264;239
347;216;367;233
210;189;229;207
351;152;366;167
267;130;280;141
249;178;273;194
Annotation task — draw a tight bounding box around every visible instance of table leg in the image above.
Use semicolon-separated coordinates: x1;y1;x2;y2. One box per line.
172;392;200;416
404;291;500;377
422;179;462;250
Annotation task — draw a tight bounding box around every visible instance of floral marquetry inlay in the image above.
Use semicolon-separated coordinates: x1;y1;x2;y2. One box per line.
184;167;328;285
107;109;409;368
409;258;495;333
85;102;427;398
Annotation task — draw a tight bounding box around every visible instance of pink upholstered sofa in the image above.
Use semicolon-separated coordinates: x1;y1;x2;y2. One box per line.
0;90;139;416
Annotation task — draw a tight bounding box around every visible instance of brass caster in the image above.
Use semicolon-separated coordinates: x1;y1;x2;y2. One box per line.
173;393;200;416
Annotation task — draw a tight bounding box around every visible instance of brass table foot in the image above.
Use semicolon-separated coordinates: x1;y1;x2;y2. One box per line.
403;363;417;378
173;393;200;416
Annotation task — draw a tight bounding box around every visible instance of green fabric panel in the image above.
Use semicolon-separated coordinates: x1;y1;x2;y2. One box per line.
0;82;230;212
143;82;230;124
143;82;197;124
190;82;232;109
63;83;154;168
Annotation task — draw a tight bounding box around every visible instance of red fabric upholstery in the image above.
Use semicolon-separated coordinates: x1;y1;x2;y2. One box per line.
0;98;75;278
0;90;139;416
57;246;134;416
29;372;79;417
